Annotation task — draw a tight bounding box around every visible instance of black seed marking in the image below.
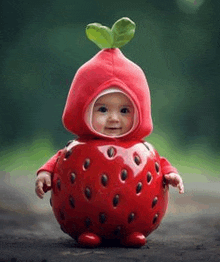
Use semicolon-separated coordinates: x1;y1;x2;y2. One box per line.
69;196;75;208
143;143;150;151
60;224;67;234
57;179;61;191
83;159;90;169
128;213;135;223
163;177;167;188
70;173;76;184
107;147;115;158
114;226;121;236
152;197;158;208
121;169;128;181
65;150;72;159
113;195;119;207
99;213;107;224
155;162;160;173
101;174;108;186
136;182;142;194
65;140;73;147
85;218;91;228
85;187;91;199
60;211;65;221
147;172;152;183
134;155;141;165
50;198;52;207
153;214;159;224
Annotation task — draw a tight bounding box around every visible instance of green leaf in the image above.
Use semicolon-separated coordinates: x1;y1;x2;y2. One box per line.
86;23;113;49
85;18;136;49
111;17;136;48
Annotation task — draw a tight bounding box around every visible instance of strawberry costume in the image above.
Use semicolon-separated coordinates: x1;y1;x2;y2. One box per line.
37;18;181;247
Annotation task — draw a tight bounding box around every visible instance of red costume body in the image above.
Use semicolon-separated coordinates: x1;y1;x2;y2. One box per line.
37;48;178;247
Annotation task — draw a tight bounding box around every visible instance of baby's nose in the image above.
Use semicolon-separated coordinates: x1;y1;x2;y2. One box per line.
108;112;119;122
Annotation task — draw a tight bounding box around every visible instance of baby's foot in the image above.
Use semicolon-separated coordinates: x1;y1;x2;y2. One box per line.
78;232;101;247
164;173;184;194
121;232;146;247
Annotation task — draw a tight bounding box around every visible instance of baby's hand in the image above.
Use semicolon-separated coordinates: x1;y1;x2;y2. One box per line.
164;173;184;194
35;171;52;199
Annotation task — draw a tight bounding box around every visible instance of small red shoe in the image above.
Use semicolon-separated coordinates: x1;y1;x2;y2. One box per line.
78;233;101;247
121;232;146;247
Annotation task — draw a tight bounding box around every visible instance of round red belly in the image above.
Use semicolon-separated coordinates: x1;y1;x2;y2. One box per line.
50;139;169;240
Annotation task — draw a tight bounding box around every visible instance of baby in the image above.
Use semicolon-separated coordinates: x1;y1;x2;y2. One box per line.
35;18;184;247
36;90;184;199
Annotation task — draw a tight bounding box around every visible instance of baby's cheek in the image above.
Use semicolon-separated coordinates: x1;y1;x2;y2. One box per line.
124;116;134;131
92;115;105;132
94;122;103;132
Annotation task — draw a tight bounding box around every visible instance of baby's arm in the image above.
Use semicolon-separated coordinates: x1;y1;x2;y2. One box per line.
35;150;63;199
164;173;184;194
35;171;52;199
160;156;184;194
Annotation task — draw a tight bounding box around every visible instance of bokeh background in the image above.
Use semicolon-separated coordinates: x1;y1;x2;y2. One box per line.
1;3;220;260
0;0;219;211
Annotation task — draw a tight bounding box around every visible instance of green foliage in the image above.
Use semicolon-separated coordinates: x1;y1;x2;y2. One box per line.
0;135;56;173
86;23;114;49
111;17;136;48
1;0;220;155
147;133;220;182
86;17;136;49
0;133;219;184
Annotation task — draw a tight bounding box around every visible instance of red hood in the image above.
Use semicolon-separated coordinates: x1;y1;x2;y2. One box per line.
62;48;153;141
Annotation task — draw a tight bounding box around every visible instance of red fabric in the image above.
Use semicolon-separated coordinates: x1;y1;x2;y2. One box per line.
37;48;178;176
37;147;177;176
62;48;153;141
37;150;62;175
160;157;178;175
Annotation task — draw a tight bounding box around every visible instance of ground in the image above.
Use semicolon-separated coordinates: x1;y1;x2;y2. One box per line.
0;171;220;262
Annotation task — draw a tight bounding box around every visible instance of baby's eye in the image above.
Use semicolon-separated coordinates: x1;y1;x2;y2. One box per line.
98;106;107;113
121;107;130;114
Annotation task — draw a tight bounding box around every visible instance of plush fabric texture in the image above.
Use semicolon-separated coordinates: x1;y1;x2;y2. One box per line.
62;48;153;141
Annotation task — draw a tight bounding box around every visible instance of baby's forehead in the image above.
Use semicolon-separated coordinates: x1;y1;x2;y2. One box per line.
94;92;133;105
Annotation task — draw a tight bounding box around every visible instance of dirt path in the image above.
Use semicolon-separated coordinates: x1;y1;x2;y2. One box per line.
1;172;220;262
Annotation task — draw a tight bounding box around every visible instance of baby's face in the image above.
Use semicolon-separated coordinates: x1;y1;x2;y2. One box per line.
92;92;134;137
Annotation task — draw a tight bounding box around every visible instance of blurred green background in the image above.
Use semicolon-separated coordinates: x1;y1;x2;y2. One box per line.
1;0;219;180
